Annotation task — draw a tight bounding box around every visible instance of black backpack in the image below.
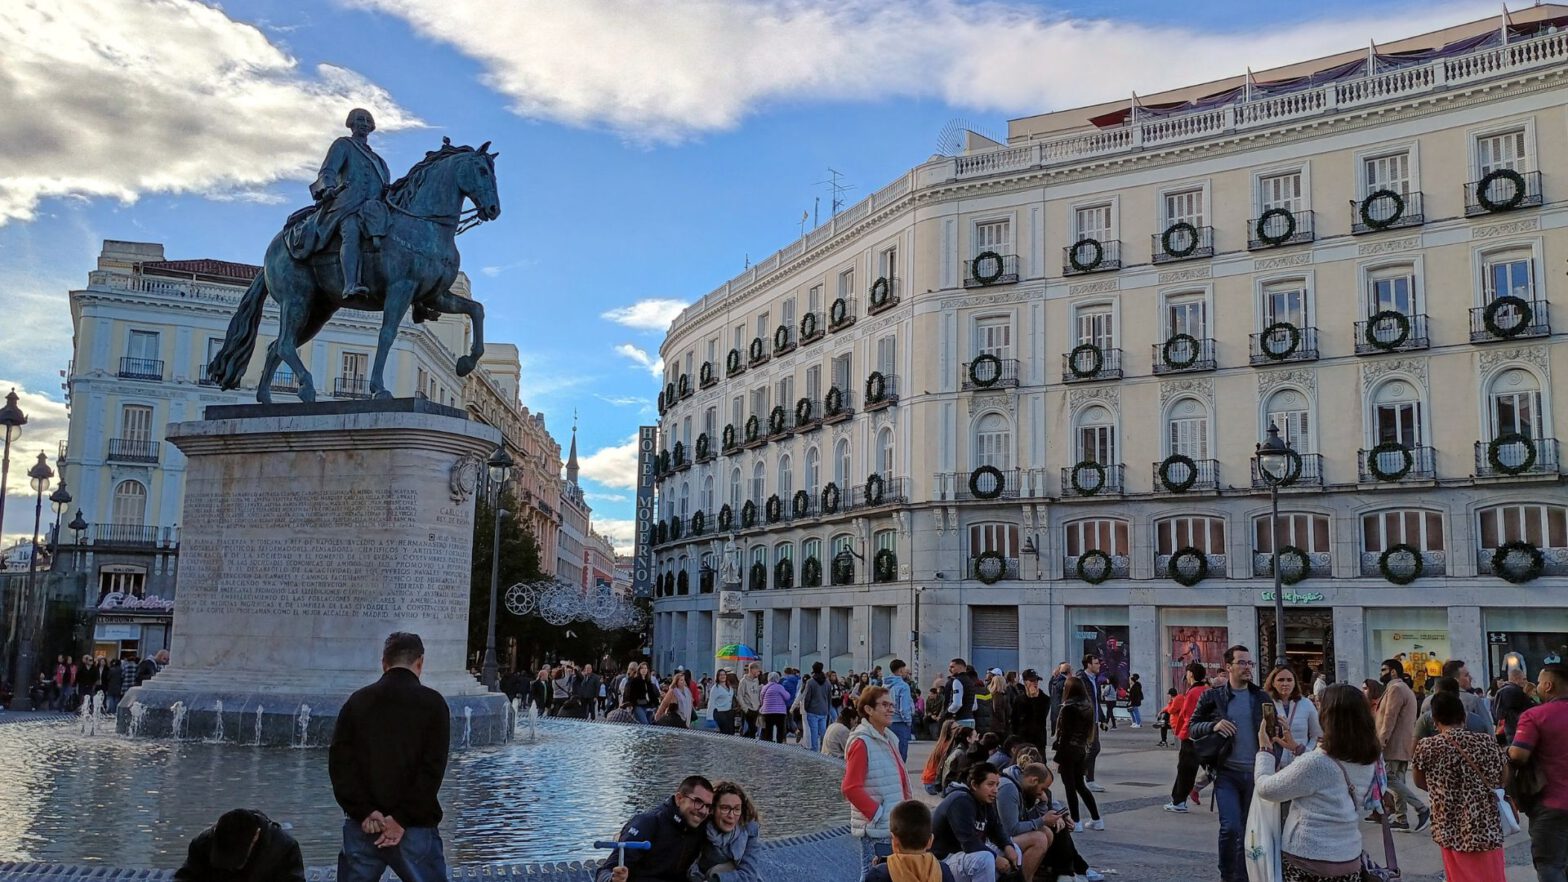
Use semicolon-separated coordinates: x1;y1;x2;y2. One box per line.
1191;686;1234;769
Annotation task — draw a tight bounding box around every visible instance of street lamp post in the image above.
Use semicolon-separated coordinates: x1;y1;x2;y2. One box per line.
0;389;28;571
13;451;54;710
1255;423;1296;670
49;482;71;555
481;446;514;691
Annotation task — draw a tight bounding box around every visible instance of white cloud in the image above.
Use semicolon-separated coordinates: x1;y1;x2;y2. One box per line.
578;435;639;490
0;0;420;224
585;492;629;504
0;383;70;548
350;0;1493;142
591;518;637;556
595;394;651;408
601;299;690;331
613;344;664;379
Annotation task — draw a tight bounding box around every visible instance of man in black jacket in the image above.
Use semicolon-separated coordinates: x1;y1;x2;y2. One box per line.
329;632;451;882
944;658;981;727
932;763;1021;882
1074;654;1106;792
594;775;713;882
173;808;305;882
1010;670;1050;755
1186;644;1264;882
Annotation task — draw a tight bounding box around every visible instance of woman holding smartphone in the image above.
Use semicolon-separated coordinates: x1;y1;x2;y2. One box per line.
1265;666;1322;762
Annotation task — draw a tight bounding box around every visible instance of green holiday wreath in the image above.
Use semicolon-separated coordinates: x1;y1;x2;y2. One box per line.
1358;188;1405;230
749;561;767;591
1068;343;1104;378
864;473;886;506
969;354;1003;387
765;494;783;523
1476;168;1527;212
865;371;888;405
1167;547;1209;586
800;311;820;339
741;500;758;529
1487;432;1537;475
969;465;1005;500
821;482;841;514
795;396;814;427
971;250;1005;285
792;490;811;519
1068;238;1105;273
1378;543;1424;585
1492;540;1544;584
718;504;734;531
1158;453;1199;493
1483;296;1533;338
829;298;850;328
1161;333;1201;370
1275;545;1311;586
1070;460;1108;495
696;433;710;460
1259;322;1302;361
727;349;743;375
1076;549;1113;584
824;386;845;417
802;556;823;587
700;361;715;385
1255;208;1297;246
749;337;766;362
874;548;898;582
774;325;792;352
870;276;892;308
769;405;787;435
974;550;1006;584
775;558;795;589
722;425;736;450
745;415;760;443
691;510;706;535
1366;441;1413;482
832;554;855;585
1161;221;1199;258
1364;310;1411;351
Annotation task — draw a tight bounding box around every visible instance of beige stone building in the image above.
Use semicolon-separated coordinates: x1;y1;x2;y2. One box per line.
649;9;1568;701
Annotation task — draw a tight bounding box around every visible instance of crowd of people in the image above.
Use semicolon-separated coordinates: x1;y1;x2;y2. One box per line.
0;649;168;712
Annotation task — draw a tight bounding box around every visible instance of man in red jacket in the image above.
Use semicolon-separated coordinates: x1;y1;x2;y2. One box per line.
1162;662;1210;813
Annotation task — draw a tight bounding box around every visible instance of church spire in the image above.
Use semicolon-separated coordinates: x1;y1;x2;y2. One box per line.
566;410;580;487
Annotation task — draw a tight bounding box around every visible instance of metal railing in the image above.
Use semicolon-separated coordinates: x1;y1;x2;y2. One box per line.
1157;552;1228;579
1470;298;1550;342
1151;225;1215;263
1351;190;1425;235
1250;453;1324;489
1249;326;1319;365
941;468;1021;501
1152;457;1220;493
89;523;170;548
1252;551;1333;581
799;313;827;343
1247;209;1315;250
1360;549;1445;578
1062;239;1123;275
107;438;160;464
1477;546;1568;577
1474;437;1559;478
1354;313;1430;354
1358;444;1437;483
848;475;909;510
1152;337;1216;374
863;374;900;410
866;277;901;315
970;556;1021;582
822;389;856;423
963;253;1019;288
1060;463;1126;498
1465;170;1544;216
828;298;859;331
1061;347;1123;383
963;357;1020;391
118;357;164;381
1063;553;1131;581
334;376;372;399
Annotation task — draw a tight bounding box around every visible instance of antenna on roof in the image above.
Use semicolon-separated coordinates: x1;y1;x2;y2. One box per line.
815;168;854;218
935;118;1002;157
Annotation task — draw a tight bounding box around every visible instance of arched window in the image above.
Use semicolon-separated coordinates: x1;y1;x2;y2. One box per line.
702;475;715;512
1165;397;1209;459
969;522;1019;582
111;480;147;526
834;439;851;486
1477;504;1567;576
730;467;742;506
778;455;794;499
1371;378;1424;449
974;413;1011;469
1064;517;1130;581
750;545;768;590
805;446;821;491
831;533;856;585
878;428;895;477
873;529;898;583
676;555;689;594
679;482;690;517
1360;509;1445;576
1075;405;1116;464
1263;388;1313;453
1155;515;1228;576
1252;512;1331;579
751;461;765;503
1486;368;1543;440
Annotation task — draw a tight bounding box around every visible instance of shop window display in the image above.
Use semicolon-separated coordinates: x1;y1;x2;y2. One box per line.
1484;609;1568;685
1365;608;1450;695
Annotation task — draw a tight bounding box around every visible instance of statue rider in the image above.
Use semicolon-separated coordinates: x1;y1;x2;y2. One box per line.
309;108;390;299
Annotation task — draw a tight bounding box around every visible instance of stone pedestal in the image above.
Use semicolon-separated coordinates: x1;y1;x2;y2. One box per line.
119;399;511;746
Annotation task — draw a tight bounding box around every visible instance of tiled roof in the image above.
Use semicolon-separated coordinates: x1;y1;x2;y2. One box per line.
140;258;262;282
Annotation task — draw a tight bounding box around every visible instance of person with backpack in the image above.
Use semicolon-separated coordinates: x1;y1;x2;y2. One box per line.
1163;662;1210;812
1098;676;1118;731
1186;645;1265;882
944;659;980;729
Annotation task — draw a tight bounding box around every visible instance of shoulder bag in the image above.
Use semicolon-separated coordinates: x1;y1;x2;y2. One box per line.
1448;733;1521;836
1335;759;1400;882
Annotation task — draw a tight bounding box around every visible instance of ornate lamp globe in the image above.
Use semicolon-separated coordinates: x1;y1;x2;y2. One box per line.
1255;423;1293;485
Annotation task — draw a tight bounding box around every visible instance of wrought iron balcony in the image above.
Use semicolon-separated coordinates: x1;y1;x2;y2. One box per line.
1247;209;1315;250
1059;462;1125;498
1250;453;1324;489
1475;436;1559;479
828;298;859;332
772;326;796;357
963;253;1019;288
821;389;856;424
963;357;1020;391
866;277;901;315
1360;548;1445;578
1249;325;1319;365
1465;170;1543;217
1152;336;1216;374
1354;313;1430;354
1470;297;1550;342
118;357;164;381
107;438;160;464
334;376;372;399
848;474;909;510
1062;239;1122;276
863;373;899;410
1063;553;1131;582
1151;224;1214;264
1358;444;1436;483
1252;550;1332;581
1157;551;1228;580
1152;457;1219;494
970;555;1021;582
1351;190;1425;235
940;468;1020;501
89;523;169;548
1061;346;1122;383
1477;545;1568;577
799;312;827;344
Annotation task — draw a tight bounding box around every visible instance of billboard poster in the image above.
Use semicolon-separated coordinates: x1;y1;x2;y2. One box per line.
1169;625;1229;685
1072;625;1130;690
632;426;658;597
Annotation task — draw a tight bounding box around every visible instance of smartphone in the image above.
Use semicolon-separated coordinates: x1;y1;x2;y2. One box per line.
873;842;894;859
1261;701;1280;737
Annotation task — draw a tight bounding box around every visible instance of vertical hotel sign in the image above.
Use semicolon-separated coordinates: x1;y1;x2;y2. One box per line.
632;426;658;597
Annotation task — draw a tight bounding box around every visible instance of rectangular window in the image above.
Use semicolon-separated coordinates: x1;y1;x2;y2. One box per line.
803;538;822;564
875;529;896;554
121;404;153;442
704;406;717;439
880;246;899;279
1075;307;1114;347
750;387;768;421
1064;519;1129;556
755;312;769;340
832;353;852;392
1483;254;1533;301
204;337;224;370
974;421;1011;470
1164;189;1204;227
1262;282;1307;326
1156;516;1225;555
1168;416;1209;459
1477;130;1529;175
806;365;821;401
733;324;745;351
975;219;1012;254
1490;389;1541;439
1368;270;1415;316
775;376;794;411
1259;171;1303;212
1254;513;1331;554
731;395;744;428
809;284;823;313
1363;152;1411;195
969;523;1019;557
1074;205;1112;241
1479;505;1567;549
1266;407;1312;454
1166;295;1206;338
1375;402;1421;447
341;351;368;379
975;317;1012;359
1362;510;1444;552
1079;422;1115;464
782;299;796;329
877;335;897;374
707;337;718;364
838;269;855;299
127;329;159;361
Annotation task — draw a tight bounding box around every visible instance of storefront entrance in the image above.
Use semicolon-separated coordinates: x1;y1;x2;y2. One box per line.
1485;609;1568;686
1258;607;1334;683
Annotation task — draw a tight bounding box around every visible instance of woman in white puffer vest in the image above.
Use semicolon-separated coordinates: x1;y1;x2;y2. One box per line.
841;685;912;873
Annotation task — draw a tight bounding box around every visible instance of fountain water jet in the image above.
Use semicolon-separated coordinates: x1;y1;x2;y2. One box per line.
169;702;188;740
252;704;265;746
207;700;224;743
295;704;312;748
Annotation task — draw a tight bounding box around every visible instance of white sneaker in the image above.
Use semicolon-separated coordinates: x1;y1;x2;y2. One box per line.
1131;723;1142;728
1088;819;1105;831
1162;802;1189;813
1073;821;1084;833
1085;870;1106;882
1086;781;1106;792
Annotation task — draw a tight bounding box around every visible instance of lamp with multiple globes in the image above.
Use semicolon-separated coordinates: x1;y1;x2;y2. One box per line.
1254;423;1296;670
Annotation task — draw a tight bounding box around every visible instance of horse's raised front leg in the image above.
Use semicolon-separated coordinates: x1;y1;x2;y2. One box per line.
273;300;317;403
371;282;415;399
427;290;484;376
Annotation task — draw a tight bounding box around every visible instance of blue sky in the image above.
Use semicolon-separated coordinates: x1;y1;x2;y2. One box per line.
0;0;1506;547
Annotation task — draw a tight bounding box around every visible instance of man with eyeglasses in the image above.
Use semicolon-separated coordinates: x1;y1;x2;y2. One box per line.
595;774;713;882
1186;645;1265;882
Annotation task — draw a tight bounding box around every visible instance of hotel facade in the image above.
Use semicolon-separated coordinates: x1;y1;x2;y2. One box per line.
648;9;1568;704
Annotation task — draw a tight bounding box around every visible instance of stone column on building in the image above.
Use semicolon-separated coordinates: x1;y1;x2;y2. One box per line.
1128;604;1158;719
1228;605;1259;666
1448;606;1484;683
1333;605;1366;687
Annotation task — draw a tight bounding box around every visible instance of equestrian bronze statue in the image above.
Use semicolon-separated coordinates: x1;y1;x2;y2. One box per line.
208;108;501;403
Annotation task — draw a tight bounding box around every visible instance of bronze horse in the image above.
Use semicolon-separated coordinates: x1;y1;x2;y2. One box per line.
209;141;501;402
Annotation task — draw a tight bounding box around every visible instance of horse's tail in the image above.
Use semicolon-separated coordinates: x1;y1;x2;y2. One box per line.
209;270;268;389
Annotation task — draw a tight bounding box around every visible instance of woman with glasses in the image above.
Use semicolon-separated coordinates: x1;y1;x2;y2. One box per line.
842;685;911;872
688;781;762;882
